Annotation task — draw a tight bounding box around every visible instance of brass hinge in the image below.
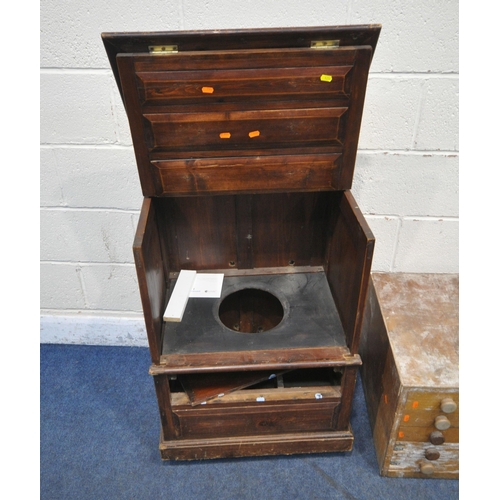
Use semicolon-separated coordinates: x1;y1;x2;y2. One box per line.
149;45;178;55
311;40;340;50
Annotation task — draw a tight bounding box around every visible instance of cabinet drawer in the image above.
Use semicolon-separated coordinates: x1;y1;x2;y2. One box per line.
395;426;458;443
174;401;338;439
399;390;459;428
152;154;341;195
137;65;352;105
145;107;347;153
116;45;372;195
388;442;459;478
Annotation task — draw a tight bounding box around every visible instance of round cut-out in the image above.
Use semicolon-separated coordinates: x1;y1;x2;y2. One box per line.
218;288;284;333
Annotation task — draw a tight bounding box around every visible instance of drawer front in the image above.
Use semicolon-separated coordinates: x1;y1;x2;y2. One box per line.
398;390;459;431
117;46;372;195
396;426;458;444
384;389;459;478
144;107;347;153
387;442;459;479
137;65;352;105
152;154;341;195
174;401;339;439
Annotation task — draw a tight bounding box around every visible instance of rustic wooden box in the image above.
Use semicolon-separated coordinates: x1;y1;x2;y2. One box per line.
102;25;381;460
359;273;459;478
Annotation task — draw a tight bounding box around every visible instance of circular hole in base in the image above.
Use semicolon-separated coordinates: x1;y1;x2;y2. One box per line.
218;288;284;333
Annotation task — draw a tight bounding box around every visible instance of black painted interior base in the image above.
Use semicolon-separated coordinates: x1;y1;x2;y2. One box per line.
162;271;346;356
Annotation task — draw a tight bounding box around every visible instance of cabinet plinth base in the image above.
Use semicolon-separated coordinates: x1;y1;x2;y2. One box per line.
159;428;354;461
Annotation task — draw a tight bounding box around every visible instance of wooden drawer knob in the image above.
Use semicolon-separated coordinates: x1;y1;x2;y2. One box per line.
440;397;457;413
420;462;435;475
434;415;451;430
429;431;445;445
425;449;440;461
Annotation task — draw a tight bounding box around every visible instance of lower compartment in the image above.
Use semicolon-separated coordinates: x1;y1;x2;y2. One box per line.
171;368;343;439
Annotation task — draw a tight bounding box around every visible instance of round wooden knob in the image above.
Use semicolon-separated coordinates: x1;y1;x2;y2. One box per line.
420;462;434;475
434;415;451;430
440;397;457;413
429;431;445;445
425;449;440;461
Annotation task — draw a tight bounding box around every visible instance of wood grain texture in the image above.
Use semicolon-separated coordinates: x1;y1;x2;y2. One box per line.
152;154;341;195
153;348;360;375
159;428;354;460
158;196;238;271
171;385;342;406
137;65;352;104
178;369;290;406
109;32;376;195
173;401;340;440
133;198;168;363
103;25;381;101
387;442;459;479
326;191;375;353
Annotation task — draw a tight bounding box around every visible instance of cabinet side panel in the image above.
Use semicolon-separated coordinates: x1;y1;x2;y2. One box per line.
326;191;374;352
359;277;402;474
133;198;168;363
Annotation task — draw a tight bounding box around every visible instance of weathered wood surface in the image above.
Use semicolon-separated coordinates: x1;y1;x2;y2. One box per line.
387;442;459;479
372;273;459;388
359;273;459;479
159;428;354;461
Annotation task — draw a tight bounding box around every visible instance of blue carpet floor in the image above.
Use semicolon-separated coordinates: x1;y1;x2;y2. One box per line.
40;344;459;500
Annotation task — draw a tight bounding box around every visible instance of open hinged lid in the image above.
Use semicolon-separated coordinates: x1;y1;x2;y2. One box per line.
102;26;381;197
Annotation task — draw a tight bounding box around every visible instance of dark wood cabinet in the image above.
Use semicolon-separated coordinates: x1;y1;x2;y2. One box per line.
103;25;381;460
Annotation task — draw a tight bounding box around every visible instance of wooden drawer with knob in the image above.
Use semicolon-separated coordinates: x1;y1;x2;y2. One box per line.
359;273;459;479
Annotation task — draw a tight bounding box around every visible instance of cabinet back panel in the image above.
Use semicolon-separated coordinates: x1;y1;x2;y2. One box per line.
156;192;336;271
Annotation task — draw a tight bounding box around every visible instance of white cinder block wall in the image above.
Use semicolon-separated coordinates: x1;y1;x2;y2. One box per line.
40;0;459;345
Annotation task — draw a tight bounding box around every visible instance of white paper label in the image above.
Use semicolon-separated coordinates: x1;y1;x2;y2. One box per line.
190;273;224;298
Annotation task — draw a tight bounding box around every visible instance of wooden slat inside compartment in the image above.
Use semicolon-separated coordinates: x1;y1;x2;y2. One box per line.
174;366;341;406
171;385;342;406
177;369;290;406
